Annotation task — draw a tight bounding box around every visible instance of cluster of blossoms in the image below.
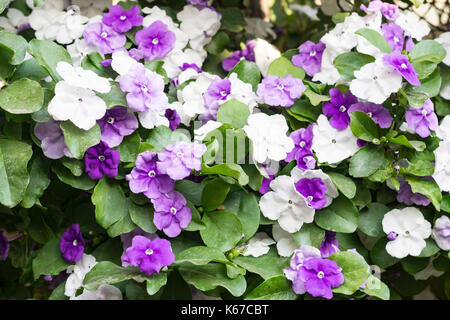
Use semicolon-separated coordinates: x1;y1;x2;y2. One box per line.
1;0;450;302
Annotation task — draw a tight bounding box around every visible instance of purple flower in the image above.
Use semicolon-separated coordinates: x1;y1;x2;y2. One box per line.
165;109;181;131
383;52;421;86
322;88;358;130
357;139;369;148
285;125;314;163
405;99;438;138
84;141;120;180
152;191;192;237
387;231;398;241
319;231;340;258
34;120;72;159
296;150;317;171
100;59;112;67
348;102;393;128
135;21;175;61
121;236;175;275
97;106;139;148
102;5;143;33
259;174;274;194
0;230;9;261
257;75;305;107
397;176;431;206
432;216;450;251
405;36;415;52
381;23;404;52
292;41;325;77
360;0;399;21
119;63;168;112
179;63;203;73
187;0;210;8
157;141;207;180
59;224;85;263
83;22;127;55
126;151;174;200
199;77;231;123
222;41;256;72
284;245;344;299
295;177;328;210
44;272;69;290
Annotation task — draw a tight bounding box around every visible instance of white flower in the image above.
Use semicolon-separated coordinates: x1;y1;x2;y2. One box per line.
244;17;276;39
163;48;205;79
356;13;383;58
259;175;315;233
228;73;259;112
350;60;402;104
138;110;169;130
312;47;342;85
194;120;223;142
441;82;450;100
311;115;359;164
70;284;123;300
395;10;430;41
413;256;444;280
48;81;107;130
26;0;64;10
66;39;98;67
435;32;450;66
243;113;294;163
241;232;276;257
272;223;299;257
290;4;319;20
178;72;215;117
64;254;97;298
253;38;281;77
110;50;139;76
431;215;450;251
290;167;339;208
382;207;432;259
436;115;450;142
432;141;450;192
56;62;111;93
168;101;191;126
399;121;416;135
321;13;364;52
71;0;111;18
0;8;28;33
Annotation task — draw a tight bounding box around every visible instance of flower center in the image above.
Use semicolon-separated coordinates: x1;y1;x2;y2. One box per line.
373;76;378;80
421;109;428;116
72;240;78;247
220;91;228;97
98;155;105;161
404;230;410;237
148;170;156;177
317;271;325;278
367;112;373;117
400;63;407;69
299;141;306;148
170;207;177;215
107;117;114;124
393;36;399;43
339;105;346;112
120;15;127;20
141;85;148;93
78;98;83;102
176;152;183;157
307;195;313;202
145;248;154;255
101;32;108;38
277;84;284;90
152;38;159;45
310;50;316;57
288;200;293;205
331;139;337;144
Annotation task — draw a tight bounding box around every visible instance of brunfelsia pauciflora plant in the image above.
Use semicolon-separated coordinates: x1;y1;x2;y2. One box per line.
0;0;449;300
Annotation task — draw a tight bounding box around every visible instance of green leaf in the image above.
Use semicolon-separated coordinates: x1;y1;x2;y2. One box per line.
355;28;392;53
201;178;231;212
200;211;243;252
228;60;261;91
97;83;127;109
370;237;399;268
232;248;288;280
217;8;246;33
410;40;446;64
223;190;260;241
205;31;230;55
302;88;330;106
146;273;167;295
0;32;28;65
417;238;440;258
292;223;326;248
28;39;72;82
200;163;249;186
216;99;250;129
12;58;48;82
91;178;129;230
184;201;205;231
21;156;50;208
32;238;71;280
0;139;33;208
333;52;375;81
350;111;379;142
401;256;429;275
441;195;450;213
267;56;305;79
287;99;321;123
52;164;96;191
0;0;8;14
178;263;247;297
362;275;390;300
404;175;442;211
349;145;385;178
106;210;136;238
329;251;370;295
129;201;156;233
0;78;43;114
60;121;101;159
388;135;426;152
401;150;435;176
327;172;356;199
175;180;205;206
116;131;140;163
244;275;296;300
174;246;231;266
145;125;189;152
406;67;441;98
314;195;359;233
358;203;390;237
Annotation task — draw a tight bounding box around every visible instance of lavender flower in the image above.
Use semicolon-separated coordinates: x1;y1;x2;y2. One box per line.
0;230;9;261
180;63;203;73
157;141;207;180
126;151;174;200
432;216;450;251
121;236;175;275
84;141;120;180
134;21;175;61
295;177;328;210
319;231;340;258
292;41;325;77
102;5;143;33
257;75;305;107
59;224;85;263
165;109;181;131
199;77;231;123
259;174;274;194
34;120;72;159
405;99;438;138
387;231;398;241
285;125;314;163
348;102;393;128
97;106;139;148
152;191;192;237
360;0;399;21
119;63;168;112
383;52;421;86
221;41;256;72
322;88;358;130
381;23;404;52
83;22;126;55
397;176;431;206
